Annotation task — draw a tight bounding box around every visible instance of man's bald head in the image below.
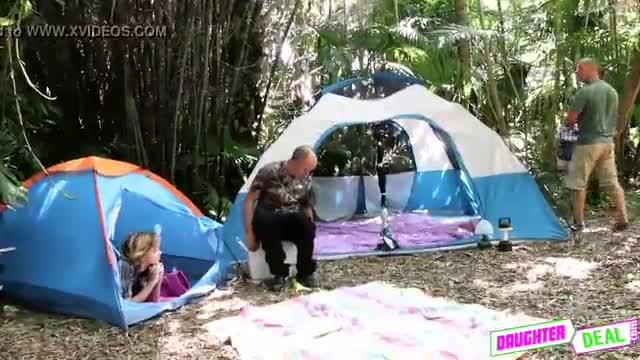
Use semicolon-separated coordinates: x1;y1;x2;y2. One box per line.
576;58;600;83
288;145;317;179
291;145;315;161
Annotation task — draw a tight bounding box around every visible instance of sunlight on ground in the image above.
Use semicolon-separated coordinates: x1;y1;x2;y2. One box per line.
506;257;599;281
486;257;601;295
525;264;555;282
160;318;225;358
615;237;638;255
191;289;248;321
159;290;247;358
510;281;545;292
584;226;609;234
473;279;492;288
473;278;544;295
195;296;248;321
160;318;199;357
626;280;640;292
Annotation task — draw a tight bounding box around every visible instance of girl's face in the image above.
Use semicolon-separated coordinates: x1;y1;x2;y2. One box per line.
140;245;161;269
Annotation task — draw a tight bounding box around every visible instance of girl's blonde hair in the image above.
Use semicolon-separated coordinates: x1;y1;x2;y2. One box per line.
123;232;160;265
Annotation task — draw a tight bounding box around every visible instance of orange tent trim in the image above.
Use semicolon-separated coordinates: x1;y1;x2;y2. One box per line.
15;156;203;217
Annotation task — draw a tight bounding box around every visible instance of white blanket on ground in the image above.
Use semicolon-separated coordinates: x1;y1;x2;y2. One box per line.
205;282;542;360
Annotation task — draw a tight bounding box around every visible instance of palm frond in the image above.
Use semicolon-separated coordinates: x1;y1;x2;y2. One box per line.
0;162;27;208
391;17;497;48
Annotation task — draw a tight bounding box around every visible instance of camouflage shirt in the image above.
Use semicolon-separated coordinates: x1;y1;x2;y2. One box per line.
249;161;315;212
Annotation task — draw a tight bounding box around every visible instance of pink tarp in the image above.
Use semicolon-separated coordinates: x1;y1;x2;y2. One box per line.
205;282;540;359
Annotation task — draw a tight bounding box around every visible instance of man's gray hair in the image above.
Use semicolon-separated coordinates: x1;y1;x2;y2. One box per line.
291;145;315;161
577;57;598;68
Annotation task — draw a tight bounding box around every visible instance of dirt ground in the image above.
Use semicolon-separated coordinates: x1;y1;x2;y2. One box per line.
2;213;640;359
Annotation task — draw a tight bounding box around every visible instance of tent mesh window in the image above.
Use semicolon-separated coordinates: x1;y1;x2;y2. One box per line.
315;120;416;177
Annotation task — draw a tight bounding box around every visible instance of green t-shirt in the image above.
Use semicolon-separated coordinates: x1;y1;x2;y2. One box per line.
571;79;618;145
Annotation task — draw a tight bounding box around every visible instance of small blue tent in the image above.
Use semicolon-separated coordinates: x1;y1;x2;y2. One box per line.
0;157;244;329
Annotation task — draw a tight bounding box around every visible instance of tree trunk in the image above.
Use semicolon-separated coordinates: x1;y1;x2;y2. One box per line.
477;0;506;134
255;0;300;134
192;0;213;190
546;1;565;166
216;0;261;218
169;11;195;184
616;48;640;166
453;0;471;89
124;49;148;167
608;0;619;64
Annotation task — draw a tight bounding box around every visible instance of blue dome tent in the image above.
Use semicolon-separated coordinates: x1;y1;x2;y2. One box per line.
223;73;568;278
0;157;244;329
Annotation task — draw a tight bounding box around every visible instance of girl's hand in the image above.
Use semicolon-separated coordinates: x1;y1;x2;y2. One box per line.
150;263;164;284
157;263;165;280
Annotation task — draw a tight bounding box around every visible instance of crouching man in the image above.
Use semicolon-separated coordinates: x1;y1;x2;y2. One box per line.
243;145;319;291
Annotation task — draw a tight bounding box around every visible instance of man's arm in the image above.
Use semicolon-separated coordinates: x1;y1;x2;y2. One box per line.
301;184;316;221
243;167;269;251
243;190;260;234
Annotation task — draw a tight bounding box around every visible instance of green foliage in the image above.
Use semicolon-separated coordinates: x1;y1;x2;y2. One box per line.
1;0;32;22
623;190;640;223
0;0;51;207
0;128;28;207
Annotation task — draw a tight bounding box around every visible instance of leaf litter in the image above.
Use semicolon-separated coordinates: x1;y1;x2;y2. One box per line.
1;214;640;359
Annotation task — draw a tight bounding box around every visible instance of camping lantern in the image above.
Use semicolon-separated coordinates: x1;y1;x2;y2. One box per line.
474;219;493;250
497;217;513;252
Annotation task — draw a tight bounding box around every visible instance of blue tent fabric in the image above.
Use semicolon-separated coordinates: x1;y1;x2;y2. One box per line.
0;160;241;329
319;71;426;98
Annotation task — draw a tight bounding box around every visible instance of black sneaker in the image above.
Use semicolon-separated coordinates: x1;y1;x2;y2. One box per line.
570;223;585;233
263;276;287;292
296;273;320;289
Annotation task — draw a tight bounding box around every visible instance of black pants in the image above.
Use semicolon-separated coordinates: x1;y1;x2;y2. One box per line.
252;205;317;279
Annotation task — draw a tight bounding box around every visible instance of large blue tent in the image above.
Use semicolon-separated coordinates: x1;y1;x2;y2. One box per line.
223;73;567;277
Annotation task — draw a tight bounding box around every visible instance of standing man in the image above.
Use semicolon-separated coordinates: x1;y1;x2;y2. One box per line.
565;58;629;232
243;145;319;291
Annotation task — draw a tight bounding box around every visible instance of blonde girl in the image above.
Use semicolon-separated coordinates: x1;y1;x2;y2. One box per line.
119;232;164;302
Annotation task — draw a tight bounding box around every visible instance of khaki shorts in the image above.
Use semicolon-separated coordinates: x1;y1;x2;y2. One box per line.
565;143;619;191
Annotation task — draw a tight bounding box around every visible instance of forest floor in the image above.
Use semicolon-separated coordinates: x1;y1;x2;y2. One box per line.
2;196;640;359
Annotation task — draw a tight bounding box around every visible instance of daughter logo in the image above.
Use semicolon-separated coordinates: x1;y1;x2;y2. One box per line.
490;319;575;356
